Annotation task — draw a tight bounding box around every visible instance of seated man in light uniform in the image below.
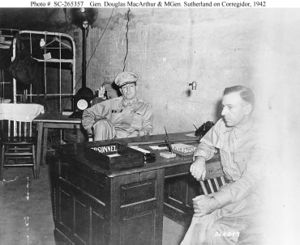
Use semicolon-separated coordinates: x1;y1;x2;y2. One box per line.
82;71;153;141
181;85;265;245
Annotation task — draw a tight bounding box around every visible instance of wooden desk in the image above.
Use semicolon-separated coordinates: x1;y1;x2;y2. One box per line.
49;133;222;245
34;113;81;171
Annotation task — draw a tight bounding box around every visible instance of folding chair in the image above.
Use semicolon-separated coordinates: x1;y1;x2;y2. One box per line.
0;103;44;180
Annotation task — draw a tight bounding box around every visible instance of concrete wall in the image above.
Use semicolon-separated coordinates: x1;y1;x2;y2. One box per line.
74;9;299;138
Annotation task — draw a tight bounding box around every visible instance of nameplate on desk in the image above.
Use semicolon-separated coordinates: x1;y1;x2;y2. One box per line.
86;142;145;170
91;145;118;154
129;145;150;154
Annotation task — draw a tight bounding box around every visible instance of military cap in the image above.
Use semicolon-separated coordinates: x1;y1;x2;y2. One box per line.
114;71;138;87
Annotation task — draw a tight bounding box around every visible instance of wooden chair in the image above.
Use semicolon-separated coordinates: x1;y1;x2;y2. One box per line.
198;161;226;195
0;119;37;180
199;175;226;195
0;103;44;180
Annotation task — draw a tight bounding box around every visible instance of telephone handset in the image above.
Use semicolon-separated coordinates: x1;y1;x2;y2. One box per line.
195;121;214;138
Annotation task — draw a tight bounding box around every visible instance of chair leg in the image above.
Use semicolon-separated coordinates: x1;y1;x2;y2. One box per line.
1;144;5;181
32;145;38;179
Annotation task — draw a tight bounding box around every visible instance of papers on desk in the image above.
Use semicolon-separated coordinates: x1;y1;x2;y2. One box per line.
149;143;196;156
185;133;197;137
129;145;150;154
160;151;177;158
149;145;168;151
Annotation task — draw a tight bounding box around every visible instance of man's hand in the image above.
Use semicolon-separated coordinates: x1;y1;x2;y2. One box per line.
190;157;206;181
97;86;106;99
192;195;219;217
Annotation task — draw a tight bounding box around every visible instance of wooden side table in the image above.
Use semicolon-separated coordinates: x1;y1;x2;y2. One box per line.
33;113;81;173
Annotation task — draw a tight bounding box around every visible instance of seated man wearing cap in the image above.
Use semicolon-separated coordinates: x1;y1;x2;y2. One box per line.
82;71;153;141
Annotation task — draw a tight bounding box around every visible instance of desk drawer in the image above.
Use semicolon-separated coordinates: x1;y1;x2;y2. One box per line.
121;180;155;206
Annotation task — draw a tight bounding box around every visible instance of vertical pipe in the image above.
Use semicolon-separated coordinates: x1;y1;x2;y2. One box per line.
29;33;33;102
59;35;62;112
44;33;47;99
0;70;2;97
12;38;17;103
82;27;86;88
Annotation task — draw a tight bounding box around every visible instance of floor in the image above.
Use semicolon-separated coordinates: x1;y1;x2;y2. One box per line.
0;165;186;245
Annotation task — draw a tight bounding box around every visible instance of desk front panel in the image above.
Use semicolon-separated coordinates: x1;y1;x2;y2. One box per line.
51;156;164;245
52;159;107;245
50;135;222;244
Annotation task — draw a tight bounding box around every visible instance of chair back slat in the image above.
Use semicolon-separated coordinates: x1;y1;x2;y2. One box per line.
200;181;208;195
207;179;214;193
23;122;27;137
213;178;220;189
199;176;225;195
29;122;32;137
18;121;21;137
220;176;226;186
12;120;18;137
0;103;44;180
7;120;11;138
0;119;34;139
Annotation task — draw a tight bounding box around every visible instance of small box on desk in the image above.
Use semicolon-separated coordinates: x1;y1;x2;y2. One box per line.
171;143;196;156
85;142;145;170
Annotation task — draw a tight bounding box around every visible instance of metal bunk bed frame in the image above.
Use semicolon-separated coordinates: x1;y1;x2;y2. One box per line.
12;30;76;112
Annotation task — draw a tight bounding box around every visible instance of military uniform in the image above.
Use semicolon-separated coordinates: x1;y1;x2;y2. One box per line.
181;118;266;245
82;71;153;141
82;96;152;140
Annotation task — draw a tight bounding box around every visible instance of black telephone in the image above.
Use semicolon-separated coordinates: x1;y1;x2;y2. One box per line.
195;121;214;137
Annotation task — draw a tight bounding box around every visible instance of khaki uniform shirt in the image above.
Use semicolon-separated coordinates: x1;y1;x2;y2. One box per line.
194;118;265;207
82;97;153;137
181;118;267;245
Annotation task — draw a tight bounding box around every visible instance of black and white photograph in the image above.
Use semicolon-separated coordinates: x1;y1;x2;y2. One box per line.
0;3;299;245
